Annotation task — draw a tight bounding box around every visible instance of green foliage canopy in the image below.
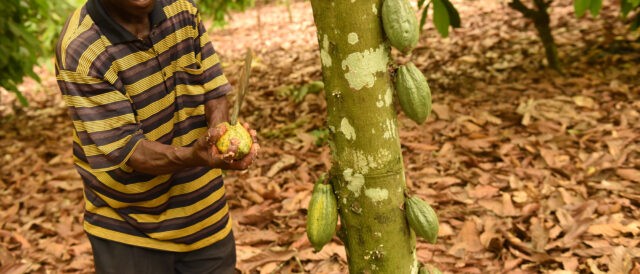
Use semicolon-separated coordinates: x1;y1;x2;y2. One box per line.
196;0;254;27
0;0;76;106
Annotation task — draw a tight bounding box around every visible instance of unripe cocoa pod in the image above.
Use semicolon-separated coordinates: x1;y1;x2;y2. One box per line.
382;0;419;53
306;181;338;251
405;195;439;244
395;62;432;124
419;264;443;274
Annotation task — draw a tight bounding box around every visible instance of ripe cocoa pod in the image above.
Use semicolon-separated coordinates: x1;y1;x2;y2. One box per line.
405;195;439;244
215;122;253;160
306;181;338;251
382;0;419;53
395;62;432;124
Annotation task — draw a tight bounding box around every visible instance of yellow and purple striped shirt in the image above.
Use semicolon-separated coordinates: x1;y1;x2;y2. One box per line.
55;0;232;251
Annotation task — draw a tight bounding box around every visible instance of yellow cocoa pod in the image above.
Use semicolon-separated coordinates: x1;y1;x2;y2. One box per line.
215;122;253;160
405;195;439;244
306;181;338;252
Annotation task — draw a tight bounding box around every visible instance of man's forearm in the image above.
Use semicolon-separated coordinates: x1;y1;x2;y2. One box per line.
127;140;201;175
205;96;229;127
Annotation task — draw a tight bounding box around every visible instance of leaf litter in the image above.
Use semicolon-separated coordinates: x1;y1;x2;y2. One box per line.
0;0;639;273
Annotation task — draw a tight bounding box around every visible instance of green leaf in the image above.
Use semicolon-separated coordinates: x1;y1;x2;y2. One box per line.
14;89;29;107
441;0;460;28
417;0;427;9
574;0;590;18
631;14;640;30
589;0;602;17
432;0;450;37
621;0;633;17
419;1;431;31
630;0;640;7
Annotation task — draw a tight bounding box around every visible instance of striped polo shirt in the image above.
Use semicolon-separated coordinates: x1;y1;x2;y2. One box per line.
55;0;233;251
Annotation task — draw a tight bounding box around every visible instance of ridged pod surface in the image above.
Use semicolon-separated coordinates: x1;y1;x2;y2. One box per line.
215;122;253;160
419;264;443;274
396;62;432;124
405;195;439;244
306;182;338;251
382;0;419;53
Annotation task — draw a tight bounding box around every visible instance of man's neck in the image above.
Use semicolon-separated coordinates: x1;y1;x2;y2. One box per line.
100;0;151;39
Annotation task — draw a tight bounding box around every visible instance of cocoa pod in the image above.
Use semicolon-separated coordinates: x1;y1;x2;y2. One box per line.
215;122;253;160
382;0;419;53
306;180;338;251
405;195;439;244
395;62;432;124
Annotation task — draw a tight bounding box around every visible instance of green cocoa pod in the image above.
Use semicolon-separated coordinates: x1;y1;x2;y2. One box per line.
306;181;338;251
419;264;443;274
405;195;439;244
382;0;419;53
396;62;432;124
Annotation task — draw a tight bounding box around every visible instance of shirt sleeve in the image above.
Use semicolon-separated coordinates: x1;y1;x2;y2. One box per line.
193;10;232;101
57;69;145;172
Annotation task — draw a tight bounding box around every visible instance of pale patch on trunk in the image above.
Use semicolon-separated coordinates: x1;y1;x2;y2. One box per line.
365;187;389;202
384;87;393;106
320;34;332;67
343;168;365;197
341;44;389;90
340;117;356;140
383;118;398;139
348;33;359;45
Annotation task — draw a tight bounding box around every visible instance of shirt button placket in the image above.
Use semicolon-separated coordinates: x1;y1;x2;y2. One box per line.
151;28;180;112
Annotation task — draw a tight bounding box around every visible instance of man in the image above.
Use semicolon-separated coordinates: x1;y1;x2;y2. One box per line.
55;0;259;273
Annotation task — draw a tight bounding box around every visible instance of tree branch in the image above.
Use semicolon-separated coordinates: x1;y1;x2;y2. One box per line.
509;0;537;19
533;0;552;12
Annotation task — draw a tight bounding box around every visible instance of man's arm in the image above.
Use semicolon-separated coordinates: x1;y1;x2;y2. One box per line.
126;126;256;175
126;141;204;175
205;95;229;127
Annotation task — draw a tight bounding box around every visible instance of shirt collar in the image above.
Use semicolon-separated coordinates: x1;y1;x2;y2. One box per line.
86;0;167;44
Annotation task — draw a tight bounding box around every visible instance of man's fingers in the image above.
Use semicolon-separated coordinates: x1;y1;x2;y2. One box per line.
210;124;227;141
249;129;258;143
239;143;260;167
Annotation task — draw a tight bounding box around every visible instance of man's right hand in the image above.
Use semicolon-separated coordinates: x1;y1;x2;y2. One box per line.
191;123;259;170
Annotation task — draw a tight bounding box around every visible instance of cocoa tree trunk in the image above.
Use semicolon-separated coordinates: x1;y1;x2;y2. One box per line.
309;1;418;273
509;0;562;71
531;0;561;72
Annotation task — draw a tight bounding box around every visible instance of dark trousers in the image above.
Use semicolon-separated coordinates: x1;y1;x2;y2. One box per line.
87;232;236;274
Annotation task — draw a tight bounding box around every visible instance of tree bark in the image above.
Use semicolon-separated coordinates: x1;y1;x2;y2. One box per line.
309;1;418;273
509;0;562;71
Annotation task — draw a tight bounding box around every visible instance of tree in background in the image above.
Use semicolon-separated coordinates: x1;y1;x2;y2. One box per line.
0;0;76;106
508;0;640;72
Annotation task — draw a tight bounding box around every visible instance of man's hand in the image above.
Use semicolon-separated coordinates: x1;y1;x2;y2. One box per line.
193;122;260;170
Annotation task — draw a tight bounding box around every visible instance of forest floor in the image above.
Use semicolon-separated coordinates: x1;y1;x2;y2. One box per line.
1;0;640;273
